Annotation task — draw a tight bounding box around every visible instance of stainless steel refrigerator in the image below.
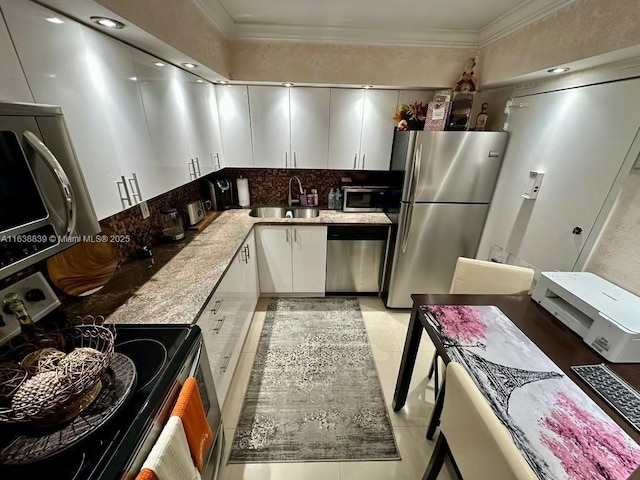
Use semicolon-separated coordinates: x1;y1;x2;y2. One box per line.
385;131;509;308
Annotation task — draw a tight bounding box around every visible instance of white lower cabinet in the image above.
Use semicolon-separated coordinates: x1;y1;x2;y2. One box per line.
198;231;258;407
256;225;327;295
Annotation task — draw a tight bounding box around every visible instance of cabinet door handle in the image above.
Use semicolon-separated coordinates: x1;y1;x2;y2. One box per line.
245;244;250;260
294;228;298;243
213;315;226;333
285;152;288;169
117;176;133;207
214;153;221;170
286;229;289;243
362;153;366;170
127;172;143;203
188;159;197;180
294;152;297;168
195;157;201;177
221;354;231;372
353;153;357;169
212;298;224;314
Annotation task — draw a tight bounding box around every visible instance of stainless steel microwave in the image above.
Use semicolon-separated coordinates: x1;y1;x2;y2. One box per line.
0;102;99;280
342;186;393;212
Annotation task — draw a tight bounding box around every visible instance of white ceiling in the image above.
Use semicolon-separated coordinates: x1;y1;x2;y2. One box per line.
198;0;577;47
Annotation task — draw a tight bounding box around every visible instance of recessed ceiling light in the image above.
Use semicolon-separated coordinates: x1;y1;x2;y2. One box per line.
154;62;166;67
182;63;197;69
129;76;137;81
196;79;204;83
282;82;294;87
90;16;124;29
547;67;570;73
46;17;64;24
216;80;229;85
361;85;374;89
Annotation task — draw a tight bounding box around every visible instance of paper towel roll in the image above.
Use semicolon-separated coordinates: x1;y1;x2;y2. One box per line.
237;178;250;207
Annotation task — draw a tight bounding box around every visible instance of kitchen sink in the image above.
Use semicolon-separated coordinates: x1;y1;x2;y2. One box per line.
249;207;320;218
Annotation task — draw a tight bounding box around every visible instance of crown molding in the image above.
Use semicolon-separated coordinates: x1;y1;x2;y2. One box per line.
479;0;578;48
192;0;234;37
230;23;479;49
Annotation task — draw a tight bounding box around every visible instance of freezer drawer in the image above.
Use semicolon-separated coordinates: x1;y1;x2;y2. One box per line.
386;203;489;307
326;226;388;293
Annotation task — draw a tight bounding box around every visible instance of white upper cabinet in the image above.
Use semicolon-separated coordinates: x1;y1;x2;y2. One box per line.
133;51;193;191
216;85;254;168
328;89;398;170
290;88;330;169
249;86;330;169
328;89;365;170
182;74;225;177
360;89;399;170
3;0;156;219
0;12;32;102
248;86;290;168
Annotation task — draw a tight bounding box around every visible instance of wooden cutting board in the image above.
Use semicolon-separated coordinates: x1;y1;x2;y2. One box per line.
47;229;119;297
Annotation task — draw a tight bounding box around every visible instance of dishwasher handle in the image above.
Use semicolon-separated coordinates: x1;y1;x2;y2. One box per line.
327;226;388;241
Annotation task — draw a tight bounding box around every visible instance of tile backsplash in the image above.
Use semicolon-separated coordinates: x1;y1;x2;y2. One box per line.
220;168;403;208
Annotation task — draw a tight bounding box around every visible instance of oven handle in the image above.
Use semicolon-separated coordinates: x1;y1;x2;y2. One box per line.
23;130;76;236
188;341;203;378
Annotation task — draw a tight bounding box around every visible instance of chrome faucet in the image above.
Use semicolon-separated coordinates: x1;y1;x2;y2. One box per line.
288;176;304;207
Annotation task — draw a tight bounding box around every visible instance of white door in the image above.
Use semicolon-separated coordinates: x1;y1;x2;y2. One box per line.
291;226;327;294
328;89;365;170
249;86;291;169
256;226;293;293
3;1;149;219
360;89;399;170
216;85;254;168
133;50;192;192
290;88;330;169
478;79;640;271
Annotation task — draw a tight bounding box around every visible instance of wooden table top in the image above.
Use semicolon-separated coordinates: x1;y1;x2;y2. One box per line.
411;293;640;444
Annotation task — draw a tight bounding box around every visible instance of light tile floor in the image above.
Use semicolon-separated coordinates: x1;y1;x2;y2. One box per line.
217;296;455;480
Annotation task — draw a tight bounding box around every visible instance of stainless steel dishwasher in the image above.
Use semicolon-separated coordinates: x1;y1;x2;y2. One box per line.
326;226;390;293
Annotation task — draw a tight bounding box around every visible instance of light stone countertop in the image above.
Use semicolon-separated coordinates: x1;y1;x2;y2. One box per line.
106;209;391;325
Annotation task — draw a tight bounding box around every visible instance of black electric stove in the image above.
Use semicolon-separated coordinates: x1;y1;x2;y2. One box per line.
0;324;201;480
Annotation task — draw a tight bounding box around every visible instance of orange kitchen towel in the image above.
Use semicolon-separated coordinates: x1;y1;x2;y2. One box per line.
135;468;157;480
171;377;213;471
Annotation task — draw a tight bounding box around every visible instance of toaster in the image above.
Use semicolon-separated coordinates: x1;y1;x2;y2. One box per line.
183;200;205;226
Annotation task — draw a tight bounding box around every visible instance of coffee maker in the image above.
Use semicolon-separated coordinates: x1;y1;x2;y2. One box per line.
207;178;234;210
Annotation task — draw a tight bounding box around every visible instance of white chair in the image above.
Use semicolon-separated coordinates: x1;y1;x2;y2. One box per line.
428;257;535;388
448;257;535;296
422;362;538;480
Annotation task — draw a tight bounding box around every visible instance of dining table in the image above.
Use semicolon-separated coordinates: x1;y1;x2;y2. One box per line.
392;293;640;479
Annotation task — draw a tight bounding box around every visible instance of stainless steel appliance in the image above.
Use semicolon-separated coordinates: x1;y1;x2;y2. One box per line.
160;208;185;241
207;178;234;211
184;200;205;226
326;226;389;293
386;131;508;308
342;186;390;212
0;272;223;480
0;102;99;280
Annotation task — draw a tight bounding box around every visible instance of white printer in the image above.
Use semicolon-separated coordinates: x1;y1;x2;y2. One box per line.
532;272;640;363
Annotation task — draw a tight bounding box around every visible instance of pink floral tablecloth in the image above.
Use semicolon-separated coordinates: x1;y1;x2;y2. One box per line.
422;304;640;480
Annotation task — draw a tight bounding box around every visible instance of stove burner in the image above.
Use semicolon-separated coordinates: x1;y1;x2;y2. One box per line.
116;339;167;392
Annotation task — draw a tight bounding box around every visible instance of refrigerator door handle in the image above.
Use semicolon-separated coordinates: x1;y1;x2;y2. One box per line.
410;144;422;203
400;203;413;254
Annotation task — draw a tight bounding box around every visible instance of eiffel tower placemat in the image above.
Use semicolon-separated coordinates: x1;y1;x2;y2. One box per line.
421;304;640;480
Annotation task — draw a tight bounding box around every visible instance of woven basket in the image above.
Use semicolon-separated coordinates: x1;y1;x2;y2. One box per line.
0;324;114;425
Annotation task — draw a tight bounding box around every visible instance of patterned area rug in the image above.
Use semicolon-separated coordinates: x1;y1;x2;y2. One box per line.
228;297;400;463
